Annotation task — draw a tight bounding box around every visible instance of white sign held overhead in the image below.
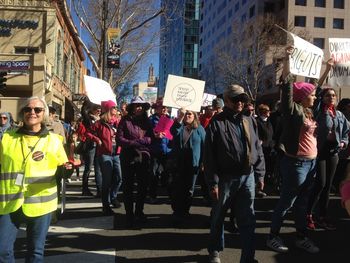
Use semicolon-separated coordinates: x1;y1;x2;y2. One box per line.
328;38;350;87
163;74;205;112
84;75;116;105
202;93;217;107
289;33;324;79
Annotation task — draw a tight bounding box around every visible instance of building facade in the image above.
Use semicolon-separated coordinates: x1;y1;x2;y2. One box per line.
199;0;350;100
0;0;85;121
158;0;200;95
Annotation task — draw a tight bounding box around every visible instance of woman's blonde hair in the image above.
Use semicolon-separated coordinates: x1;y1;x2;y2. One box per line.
185;110;200;129
17;96;50;124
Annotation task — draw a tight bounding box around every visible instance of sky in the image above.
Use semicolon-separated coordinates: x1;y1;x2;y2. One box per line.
69;0;160;86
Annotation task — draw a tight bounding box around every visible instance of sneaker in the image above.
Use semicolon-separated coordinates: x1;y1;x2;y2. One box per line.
295;237;320;253
316;217;336;230
266;235;289;253
256;190;267;198
306;214;316;230
208;251;221;263
111;199;122;208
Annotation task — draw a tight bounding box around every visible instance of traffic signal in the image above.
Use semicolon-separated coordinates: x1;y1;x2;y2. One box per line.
0;71;7;90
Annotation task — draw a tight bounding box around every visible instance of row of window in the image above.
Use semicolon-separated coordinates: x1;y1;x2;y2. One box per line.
295;16;345;29
295;0;345;8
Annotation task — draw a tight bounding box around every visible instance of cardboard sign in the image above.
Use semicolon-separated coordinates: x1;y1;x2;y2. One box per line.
154;115;174;140
289;33;324;79
202;93;216;107
328;38;350;87
163;74;205;112
84;75;116;105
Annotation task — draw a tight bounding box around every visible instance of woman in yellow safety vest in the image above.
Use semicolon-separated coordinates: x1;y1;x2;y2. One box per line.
0;96;71;263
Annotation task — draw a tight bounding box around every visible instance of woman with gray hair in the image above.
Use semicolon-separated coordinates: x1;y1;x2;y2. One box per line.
0;96;71;262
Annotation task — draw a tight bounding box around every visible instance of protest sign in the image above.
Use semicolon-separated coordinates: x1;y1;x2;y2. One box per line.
328;38;350;86
289;33;324;79
154;115;174;140
163;74;205;112
202;93;216;107
84;75;116;105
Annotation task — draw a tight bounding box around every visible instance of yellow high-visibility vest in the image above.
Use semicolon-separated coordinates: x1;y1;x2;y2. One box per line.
0;130;68;217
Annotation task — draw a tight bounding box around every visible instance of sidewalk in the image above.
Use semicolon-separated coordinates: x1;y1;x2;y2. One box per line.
15;176;350;263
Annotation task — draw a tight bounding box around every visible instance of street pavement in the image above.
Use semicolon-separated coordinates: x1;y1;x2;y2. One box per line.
14;175;350;263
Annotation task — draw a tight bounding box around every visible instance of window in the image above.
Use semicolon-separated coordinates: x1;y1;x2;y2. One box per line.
295;16;306;27
295;0;307;5
14;47;39;54
280;0;285;9
314;17;325;28
334;0;344;8
235;2;239;12
315;0;325;7
333;18;344;29
264;2;275;13
242;0;247;5
228;9;233;18
314;38;325;49
249;5;255;18
241;13;246;23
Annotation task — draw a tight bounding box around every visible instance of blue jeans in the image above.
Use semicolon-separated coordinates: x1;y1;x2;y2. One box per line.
270;155;316;235
99;154;122;208
0;208;51;263
208;172;256;263
82;146;102;193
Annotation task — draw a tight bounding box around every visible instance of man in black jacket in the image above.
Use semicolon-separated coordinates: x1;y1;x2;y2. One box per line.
205;84;265;263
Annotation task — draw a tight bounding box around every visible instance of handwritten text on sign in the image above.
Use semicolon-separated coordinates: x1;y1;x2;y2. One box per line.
163;75;205;112
329;38;350;86
289;33;324;79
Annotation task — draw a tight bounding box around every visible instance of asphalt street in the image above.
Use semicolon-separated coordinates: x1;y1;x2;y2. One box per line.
14;175;350;263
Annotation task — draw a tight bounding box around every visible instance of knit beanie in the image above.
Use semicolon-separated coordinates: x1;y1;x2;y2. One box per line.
292;82;315;103
101;100;117;112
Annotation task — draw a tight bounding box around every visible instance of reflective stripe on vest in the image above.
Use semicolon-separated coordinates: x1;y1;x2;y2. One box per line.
25;176;55;184
0;192;24;202
24;192;57;204
0;173;19;181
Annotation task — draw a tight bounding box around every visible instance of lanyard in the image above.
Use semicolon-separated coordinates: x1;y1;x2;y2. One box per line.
20;136;42;169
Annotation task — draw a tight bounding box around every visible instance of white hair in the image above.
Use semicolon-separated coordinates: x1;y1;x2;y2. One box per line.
17;96;50;124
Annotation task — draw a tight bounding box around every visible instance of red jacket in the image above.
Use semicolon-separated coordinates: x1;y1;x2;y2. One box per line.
86;119;121;156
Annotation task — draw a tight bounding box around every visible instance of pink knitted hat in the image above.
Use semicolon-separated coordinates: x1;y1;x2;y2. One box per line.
101;100;117;112
293;82;315;103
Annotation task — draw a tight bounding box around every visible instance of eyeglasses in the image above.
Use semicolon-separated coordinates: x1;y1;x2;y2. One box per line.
0;116;8;120
230;96;248;104
185;112;193;116
23;107;45;114
324;94;336;97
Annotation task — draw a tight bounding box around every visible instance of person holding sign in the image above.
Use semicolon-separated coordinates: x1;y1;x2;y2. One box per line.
205;84;265;263
267;46;320;254
306;59;349;231
170;108;205;224
0;96;71;262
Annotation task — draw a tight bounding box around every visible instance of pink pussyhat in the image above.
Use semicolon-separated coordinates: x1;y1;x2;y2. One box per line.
101;100;117;112
293;82;315;103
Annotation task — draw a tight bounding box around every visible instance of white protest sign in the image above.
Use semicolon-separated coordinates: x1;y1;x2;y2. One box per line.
84;75;116;105
202;93;217;107
163;74;205;112
289;33;324;79
328;38;350;86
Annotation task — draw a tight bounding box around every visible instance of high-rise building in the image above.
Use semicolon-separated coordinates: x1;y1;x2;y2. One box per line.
158;0;200;95
199;0;350;100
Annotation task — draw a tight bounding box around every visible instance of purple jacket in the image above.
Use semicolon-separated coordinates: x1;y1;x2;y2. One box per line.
117;115;154;158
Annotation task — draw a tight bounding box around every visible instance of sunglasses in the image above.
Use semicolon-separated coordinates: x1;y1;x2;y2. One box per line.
23;107;45;114
0;116;8;120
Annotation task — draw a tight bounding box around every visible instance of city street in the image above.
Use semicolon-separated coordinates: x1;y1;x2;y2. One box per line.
14;175;350;263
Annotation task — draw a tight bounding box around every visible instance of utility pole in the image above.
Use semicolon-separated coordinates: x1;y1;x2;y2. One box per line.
101;0;108;79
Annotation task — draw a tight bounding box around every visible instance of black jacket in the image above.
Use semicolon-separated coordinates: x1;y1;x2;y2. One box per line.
204;107;265;188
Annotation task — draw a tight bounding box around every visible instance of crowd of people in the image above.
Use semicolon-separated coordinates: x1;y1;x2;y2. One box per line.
2;47;350;263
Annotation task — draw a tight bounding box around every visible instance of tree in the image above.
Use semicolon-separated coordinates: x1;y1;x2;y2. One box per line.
71;0;166;92
207;14;310;101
